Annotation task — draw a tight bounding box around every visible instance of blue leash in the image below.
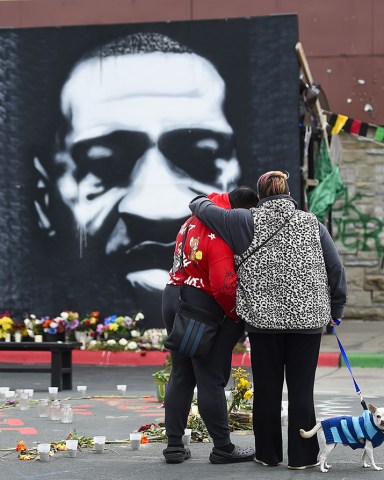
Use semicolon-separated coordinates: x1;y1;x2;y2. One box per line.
331;325;368;410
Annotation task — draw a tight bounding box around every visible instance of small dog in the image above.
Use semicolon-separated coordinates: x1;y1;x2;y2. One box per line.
300;403;384;473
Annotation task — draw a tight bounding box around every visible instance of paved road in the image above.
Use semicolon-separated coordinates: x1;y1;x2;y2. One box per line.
0;364;384;479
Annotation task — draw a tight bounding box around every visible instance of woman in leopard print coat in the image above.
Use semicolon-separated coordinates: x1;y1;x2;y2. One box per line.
189;171;347;470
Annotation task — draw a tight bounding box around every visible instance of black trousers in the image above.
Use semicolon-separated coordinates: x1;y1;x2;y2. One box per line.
248;332;321;467
162;284;244;447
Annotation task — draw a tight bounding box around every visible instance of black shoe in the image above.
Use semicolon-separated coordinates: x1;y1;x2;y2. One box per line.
209;445;255;464
163;446;191;464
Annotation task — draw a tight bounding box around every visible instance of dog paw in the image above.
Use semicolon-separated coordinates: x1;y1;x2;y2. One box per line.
363;462;371;468
320;467;328;473
372;466;382;471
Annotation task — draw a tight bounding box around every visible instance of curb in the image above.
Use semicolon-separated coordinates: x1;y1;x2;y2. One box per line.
0;350;342;367
340;353;384;368
318;352;340;367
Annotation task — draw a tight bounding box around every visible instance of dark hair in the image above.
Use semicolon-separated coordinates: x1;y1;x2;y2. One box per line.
256;171;289;199
82;32;192;60
229;185;258;209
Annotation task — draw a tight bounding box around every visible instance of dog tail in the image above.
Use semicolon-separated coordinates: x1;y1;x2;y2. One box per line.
300;423;322;438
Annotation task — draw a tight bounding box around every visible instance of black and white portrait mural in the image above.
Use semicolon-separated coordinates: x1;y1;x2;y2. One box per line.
0;15;300;327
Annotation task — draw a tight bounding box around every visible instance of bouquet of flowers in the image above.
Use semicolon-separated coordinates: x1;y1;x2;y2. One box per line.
139;328;168;351
24;314;44;337
76;311;100;334
60;311;80;331
228;367;253;413
42;316;67;335
0;312;14;339
97;312;144;340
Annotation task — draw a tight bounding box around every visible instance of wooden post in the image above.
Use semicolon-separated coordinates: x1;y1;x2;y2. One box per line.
296;42;330;153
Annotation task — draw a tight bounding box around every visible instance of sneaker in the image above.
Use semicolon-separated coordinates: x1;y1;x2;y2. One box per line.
209;445;255;464
288;462;320;470
255;458;279;467
163;446;191;464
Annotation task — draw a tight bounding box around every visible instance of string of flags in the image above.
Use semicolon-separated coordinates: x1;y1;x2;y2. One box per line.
323;110;384;142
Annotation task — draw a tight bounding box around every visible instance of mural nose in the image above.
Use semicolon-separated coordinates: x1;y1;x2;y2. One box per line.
118;212;188;246
117;147;194;219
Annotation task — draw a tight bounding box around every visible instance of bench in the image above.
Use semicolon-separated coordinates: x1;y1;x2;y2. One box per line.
0;342;81;391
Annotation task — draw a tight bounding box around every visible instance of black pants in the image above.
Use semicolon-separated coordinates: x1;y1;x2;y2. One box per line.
248;332;321;467
162;284;244;447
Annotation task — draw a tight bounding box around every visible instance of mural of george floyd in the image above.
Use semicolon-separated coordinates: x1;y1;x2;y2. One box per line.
0;15;300;328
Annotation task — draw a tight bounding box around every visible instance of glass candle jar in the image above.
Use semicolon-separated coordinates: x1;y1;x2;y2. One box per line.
37;399;50;418
49;399;61;421
60;404;73;424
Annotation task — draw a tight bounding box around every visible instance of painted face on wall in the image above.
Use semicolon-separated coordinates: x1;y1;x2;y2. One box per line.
43;51;240;294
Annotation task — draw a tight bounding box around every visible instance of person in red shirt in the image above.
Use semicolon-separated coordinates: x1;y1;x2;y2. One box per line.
162;186;258;465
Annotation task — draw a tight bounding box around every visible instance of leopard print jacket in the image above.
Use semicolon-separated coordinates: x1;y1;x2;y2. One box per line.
234;198;331;330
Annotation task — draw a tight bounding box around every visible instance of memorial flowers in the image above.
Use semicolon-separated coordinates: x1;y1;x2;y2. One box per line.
98;312;144;339
228;367;253;413
77;311;101;334
0;313;14;339
24;314;44;337
42;316;66;335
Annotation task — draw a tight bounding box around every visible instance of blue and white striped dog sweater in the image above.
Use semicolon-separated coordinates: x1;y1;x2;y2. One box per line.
321;410;384;450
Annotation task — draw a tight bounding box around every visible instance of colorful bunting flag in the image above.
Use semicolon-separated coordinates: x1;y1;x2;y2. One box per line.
324;110;384;143
350;119;362;135
374;126;384;142
331;115;348;135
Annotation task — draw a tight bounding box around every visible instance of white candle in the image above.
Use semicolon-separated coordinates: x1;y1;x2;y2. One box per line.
191;405;199;415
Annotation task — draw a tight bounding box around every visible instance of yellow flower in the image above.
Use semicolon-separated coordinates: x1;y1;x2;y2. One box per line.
238;378;250;389
55;443;67;451
108;323;119;332
243;390;253;400
0;317;13;329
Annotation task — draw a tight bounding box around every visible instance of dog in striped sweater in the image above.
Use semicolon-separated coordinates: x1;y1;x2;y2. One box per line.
300;404;384;473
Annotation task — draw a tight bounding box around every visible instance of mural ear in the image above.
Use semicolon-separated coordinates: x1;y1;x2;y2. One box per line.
33;156;57;238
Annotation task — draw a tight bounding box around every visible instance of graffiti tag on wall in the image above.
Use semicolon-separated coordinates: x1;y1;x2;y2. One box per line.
333;189;384;256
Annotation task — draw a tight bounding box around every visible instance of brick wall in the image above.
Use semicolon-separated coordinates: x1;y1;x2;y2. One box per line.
333;133;384;320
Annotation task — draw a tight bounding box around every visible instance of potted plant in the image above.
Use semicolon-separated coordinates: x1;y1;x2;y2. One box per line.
152;354;172;403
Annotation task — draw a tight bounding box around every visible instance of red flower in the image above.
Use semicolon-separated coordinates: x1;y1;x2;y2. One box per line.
138;423;158;432
16;440;27;451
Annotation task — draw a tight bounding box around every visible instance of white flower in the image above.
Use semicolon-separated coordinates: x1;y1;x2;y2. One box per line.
50;322;58;329
130;330;140;338
89;340;98;346
60;312;69;320
30;314;36;320
135;313;144;321
118;338;128;346
106;339;117;346
127;341;138;350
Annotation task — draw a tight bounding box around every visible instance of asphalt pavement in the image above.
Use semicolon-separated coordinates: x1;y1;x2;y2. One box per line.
0;320;383;480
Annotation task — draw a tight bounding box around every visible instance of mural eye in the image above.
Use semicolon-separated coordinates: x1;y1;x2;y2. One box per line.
71;131;150;186
195;138;220;152
86;145;113;160
159;129;234;185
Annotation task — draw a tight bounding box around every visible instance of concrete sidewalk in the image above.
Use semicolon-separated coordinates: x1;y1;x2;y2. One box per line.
320;320;384;367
